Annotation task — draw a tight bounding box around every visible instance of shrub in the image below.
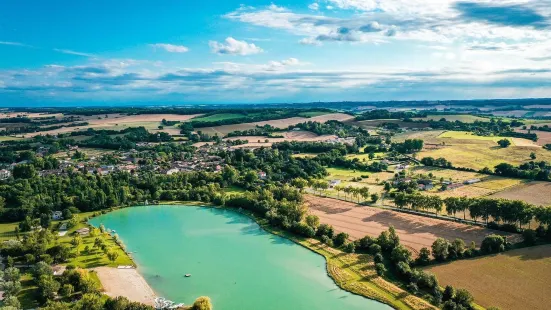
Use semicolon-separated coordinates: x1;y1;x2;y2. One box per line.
373;253;384;264
416;247;431;265
442;285;455;302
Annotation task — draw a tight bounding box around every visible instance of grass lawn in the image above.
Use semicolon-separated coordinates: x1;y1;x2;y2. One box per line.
224;186;246;195
17;273;40;309
291;153;319;158
61;220;134;268
345;152;385;162
0;222;24;241
190;113;246;122
298;111;329;117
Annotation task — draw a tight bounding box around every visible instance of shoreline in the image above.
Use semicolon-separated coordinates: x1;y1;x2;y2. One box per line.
91;203;435;310
94;266;157;306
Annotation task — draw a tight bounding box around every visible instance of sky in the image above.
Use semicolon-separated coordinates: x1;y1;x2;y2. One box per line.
1;0;551;106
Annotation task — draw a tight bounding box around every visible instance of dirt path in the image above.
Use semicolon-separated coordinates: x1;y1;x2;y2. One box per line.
305;195;519;254
94;267;156;305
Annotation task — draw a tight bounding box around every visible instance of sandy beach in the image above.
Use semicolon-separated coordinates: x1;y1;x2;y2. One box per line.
94;267;156;305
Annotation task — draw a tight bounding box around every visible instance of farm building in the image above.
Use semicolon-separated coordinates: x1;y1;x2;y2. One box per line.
329;180;341;188
0;169;11;180
464;178;481;185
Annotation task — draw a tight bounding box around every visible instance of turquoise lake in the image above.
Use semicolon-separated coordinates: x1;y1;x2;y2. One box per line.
90;206;390;310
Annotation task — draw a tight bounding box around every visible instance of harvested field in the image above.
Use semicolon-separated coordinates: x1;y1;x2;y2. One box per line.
515;129;551;146
0;112;64;119
199;113;353;136
426;185;495;199
409;166;483;183
488;181;551;206
23;114;201;137
424;245;551;310
305;195;518;254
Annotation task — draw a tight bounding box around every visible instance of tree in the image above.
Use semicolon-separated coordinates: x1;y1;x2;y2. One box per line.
60;283;74;298
530;152;537;160
391;245;412;264
454;288;474;307
74;293;103;310
480;235;505;254
497;139;511;148
316;224;334;239
37;275;60;301
431;238;450;261
291;178;308;192
370;193;379;203
416;247;431;265
334;232;349;247
192;296;213;310
2;295;21;309
305;214;320;229
107;250;120;262
443;285;455;302
375;263;386;276
343;242;356;253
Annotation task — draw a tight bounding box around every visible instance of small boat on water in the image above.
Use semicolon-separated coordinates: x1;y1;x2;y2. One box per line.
185;274;191;277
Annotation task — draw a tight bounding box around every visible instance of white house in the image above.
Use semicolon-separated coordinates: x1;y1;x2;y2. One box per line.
258;171;267;179
464;178;481;185
329;179;341;188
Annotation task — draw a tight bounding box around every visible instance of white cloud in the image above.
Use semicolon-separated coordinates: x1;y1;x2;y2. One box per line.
209;37;263;55
150;43;189;53
308;3;319;10
0;41;33;48
53;49;96;57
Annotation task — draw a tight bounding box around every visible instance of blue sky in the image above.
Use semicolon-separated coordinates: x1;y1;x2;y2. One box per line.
1;0;551;105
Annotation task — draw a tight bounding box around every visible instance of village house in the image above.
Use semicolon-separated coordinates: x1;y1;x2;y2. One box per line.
52;211;63;220
0;169;11;180
329;179;341;188
464;178;481;185
258;171;267;179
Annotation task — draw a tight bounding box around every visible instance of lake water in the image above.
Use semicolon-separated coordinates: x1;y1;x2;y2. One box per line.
90;206;390;310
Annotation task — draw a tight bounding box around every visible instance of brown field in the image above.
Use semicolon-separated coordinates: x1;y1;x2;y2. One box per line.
23;114;202;137
488;181;551;206
198;113;353;136
426;186;496;199
305;195;518;255
515;129;551;146
425;245;551;310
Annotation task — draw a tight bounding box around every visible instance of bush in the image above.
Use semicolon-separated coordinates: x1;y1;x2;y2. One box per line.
443;285;455;302
291;222;315;238
373;253;384;264
454;288;474;307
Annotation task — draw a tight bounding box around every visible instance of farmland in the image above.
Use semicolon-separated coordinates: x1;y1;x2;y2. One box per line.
416;131;551;170
22;113;202;137
425;245;551;310
197;113;353;136
488;181;551;206
305;195;517;255
413;114;489;123
189;113;247;122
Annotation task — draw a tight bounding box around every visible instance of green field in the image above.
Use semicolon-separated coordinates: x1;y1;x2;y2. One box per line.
298;111;330;117
0;136;23;141
190;113;246;122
